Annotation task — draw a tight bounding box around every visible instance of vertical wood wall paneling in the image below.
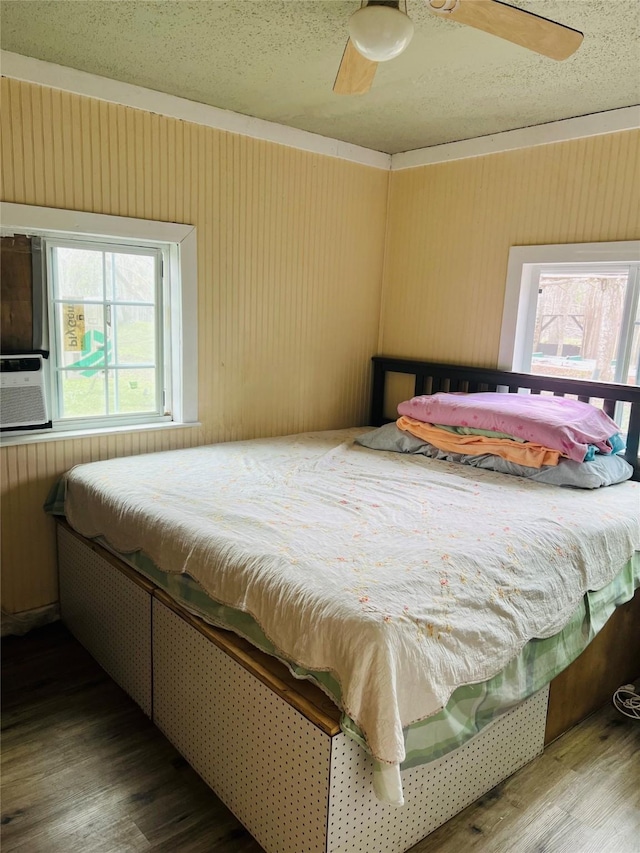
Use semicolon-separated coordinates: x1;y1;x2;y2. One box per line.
0;77;389;613
380;130;640;368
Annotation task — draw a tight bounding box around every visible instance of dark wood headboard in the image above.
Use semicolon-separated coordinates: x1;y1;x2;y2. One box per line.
370;356;640;480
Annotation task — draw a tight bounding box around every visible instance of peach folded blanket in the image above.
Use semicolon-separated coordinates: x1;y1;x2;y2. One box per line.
397;416;564;468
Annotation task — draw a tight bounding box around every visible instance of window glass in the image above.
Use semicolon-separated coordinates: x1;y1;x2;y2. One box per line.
54;302;104;368
59;369;107;419
111;252;156;303
49;241;163;425
55;247;104;300
107;368;157;414
112;305;156;365
529;269;631;384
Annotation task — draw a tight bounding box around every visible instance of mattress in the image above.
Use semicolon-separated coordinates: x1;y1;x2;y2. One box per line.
46;428;640;804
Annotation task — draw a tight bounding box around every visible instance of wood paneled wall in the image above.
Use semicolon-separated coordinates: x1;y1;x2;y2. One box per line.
380;131;640;365
0;78;389;614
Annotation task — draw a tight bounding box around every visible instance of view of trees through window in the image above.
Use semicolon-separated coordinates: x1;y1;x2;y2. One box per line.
530;270;639;386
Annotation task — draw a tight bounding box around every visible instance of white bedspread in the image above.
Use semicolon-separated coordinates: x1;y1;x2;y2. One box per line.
61;428;639;774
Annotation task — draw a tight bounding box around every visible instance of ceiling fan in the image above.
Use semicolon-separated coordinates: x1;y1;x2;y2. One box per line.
333;0;584;95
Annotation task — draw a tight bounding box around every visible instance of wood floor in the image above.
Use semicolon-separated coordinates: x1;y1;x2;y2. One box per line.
2;623;639;853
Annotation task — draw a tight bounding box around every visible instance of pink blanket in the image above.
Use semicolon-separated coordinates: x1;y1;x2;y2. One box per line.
397;392;620;463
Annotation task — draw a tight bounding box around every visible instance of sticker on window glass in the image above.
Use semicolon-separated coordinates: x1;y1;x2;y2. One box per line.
63;304;86;351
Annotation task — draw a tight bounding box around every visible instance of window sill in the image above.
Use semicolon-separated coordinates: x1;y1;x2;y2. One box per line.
0;420;201;447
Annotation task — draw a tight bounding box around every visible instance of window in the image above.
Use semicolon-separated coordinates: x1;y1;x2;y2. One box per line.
0;203;198;442
48;238;167;427
500;241;640;387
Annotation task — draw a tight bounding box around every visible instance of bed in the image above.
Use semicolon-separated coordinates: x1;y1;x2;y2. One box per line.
48;357;640;853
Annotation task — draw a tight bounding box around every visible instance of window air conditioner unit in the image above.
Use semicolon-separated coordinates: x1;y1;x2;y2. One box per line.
0;355;51;431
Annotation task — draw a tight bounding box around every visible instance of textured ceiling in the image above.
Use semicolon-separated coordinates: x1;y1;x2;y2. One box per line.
1;0;639;154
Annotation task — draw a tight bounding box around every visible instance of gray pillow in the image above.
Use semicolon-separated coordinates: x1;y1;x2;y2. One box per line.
355;422;430;454
355;424;633;489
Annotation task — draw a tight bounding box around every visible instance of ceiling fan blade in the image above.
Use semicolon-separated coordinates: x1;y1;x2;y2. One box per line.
431;0;583;61
333;38;378;95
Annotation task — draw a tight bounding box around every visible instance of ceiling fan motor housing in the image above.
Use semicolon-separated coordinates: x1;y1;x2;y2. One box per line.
426;0;461;13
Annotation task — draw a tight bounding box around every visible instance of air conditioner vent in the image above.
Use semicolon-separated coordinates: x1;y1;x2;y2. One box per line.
0;355;51;431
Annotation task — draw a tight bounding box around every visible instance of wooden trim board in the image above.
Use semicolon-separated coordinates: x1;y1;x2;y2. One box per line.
154;589;341;736
3;50;637;170
545;588;640;744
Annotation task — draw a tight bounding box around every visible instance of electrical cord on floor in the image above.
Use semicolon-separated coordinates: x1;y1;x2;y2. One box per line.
612;684;640;720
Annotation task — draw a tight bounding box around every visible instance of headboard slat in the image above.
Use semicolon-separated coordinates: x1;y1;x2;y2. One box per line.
627;403;640;468
414;375;426;396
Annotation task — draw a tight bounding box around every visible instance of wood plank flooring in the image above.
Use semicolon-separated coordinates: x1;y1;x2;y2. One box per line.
2;623;639;853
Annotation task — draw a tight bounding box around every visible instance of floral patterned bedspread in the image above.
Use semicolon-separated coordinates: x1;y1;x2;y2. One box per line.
60;428;640;771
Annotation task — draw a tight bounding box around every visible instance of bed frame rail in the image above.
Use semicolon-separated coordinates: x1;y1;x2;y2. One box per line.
370;356;640;479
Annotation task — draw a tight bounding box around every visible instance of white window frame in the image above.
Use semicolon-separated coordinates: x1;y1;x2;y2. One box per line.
0;202;198;444
499;240;640;378
47;237;167;429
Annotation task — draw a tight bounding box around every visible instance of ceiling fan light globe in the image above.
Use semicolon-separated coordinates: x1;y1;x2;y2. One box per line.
348;5;414;62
